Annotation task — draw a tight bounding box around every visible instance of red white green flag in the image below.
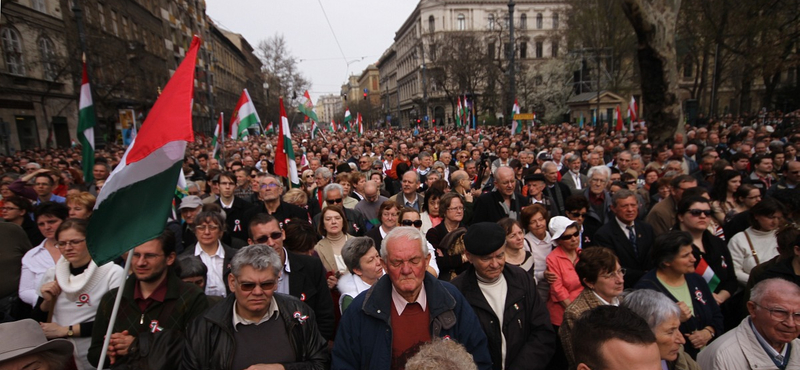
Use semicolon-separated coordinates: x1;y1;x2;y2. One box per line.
298;90;319;122
357;113;364;137
330;120;337;132
87;36;201;265
78;55;96;184
697;257;720;292
274;98;299;187
615;105;624;132
230;89;261;140
211;112;223;160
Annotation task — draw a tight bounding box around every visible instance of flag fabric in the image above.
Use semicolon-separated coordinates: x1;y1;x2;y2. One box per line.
511;99;521;134
265;122;274;134
696;257;720;292
311;121;319;140
579;112;584;129
211;112;223;160
330;120;336;132
298;90;319;122
343;108;352;124
628;96;638;123
78;56;96;185
230;89;261;140
357;113;364;137
130;115;138;142
274;98;299;187
615;105;624;132
455;99;463;128
87;36;201;266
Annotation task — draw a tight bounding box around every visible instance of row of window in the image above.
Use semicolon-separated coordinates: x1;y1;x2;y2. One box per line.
429;12;559;32
1;27;58;80
485;40;558;59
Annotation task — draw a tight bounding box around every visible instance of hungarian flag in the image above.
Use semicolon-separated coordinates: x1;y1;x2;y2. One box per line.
230;89;261;140
628;96;638;132
462;96;469;124
298;90;319;122
357;113;364;137
343;108;352;124
696;257;720;292
87;36;201;266
455;98;463;128
330;120;337;132
274;98;299;187
211;112;223;160
78;55;96;184
265;122;274;134
311;121;319;140
615;105;624;132
511;99;521;134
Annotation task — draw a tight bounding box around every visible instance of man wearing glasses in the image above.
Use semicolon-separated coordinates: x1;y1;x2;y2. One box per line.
213;171;255;245
182;244;330;369
242;174;310;231
89;230;208;369
312;183;368;237
699;278;800;369
247;213;335;340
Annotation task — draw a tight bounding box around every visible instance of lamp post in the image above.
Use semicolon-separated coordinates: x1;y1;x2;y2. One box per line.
507;0;516;128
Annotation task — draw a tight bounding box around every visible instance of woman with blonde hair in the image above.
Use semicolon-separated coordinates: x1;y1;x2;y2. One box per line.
66;192;96;219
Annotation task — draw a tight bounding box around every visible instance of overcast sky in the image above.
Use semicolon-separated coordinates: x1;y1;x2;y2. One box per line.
206;0;419;103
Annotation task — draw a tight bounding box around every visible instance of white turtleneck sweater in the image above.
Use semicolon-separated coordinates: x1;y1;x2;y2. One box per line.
478;273;508;369
38;257;125;370
728;227;779;286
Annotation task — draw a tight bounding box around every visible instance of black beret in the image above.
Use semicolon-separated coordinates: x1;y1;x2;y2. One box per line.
464;222;507;256
524;173;546;183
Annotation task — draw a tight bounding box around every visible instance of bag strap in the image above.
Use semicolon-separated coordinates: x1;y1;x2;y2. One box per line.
744;230;760;265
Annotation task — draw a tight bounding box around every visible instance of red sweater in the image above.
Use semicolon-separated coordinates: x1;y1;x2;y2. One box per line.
390;302;430;370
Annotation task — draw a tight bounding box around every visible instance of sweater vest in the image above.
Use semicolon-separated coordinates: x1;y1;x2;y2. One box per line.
390;302;430;370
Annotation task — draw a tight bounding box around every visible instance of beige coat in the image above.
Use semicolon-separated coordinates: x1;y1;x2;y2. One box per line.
698;317;800;369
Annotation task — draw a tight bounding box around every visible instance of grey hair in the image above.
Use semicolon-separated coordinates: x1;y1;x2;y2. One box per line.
315;167;332;179
493;165;514;180
263;173;284;187
587;165;611;181
403;170;421;183
372;159;383;167
611;189;638;205
26;162;42;169
432;161;446;171
230;244;282;278
750;278;800;304
323;183;345;200
177;255;208;280
405;338;478;370
186;181;199;191
194;210;226;230
381;226;428;257
341;237;377;273
566;153;581;164
541;161;558;172
450;171;468;184
623;290;682;330
553;147;563;155
419;151;432;160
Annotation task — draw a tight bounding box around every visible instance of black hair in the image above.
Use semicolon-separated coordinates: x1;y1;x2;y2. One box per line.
650;230;693;269
34;201;69;221
572;306;656;370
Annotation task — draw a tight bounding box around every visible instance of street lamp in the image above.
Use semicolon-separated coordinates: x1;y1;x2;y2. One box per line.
507;0;516;128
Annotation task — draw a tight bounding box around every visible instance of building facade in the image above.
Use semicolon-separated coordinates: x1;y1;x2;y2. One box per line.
316;94;343;124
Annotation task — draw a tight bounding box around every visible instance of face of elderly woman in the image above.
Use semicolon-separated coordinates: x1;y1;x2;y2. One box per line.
663;245;696;275
654;315;685;361
589;262;624;303
354;247;383;285
557;226;580;251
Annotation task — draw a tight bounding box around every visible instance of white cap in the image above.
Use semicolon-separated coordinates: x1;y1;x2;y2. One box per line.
549;216;577;240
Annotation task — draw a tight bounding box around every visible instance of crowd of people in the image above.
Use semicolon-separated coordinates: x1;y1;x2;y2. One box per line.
0;112;799;370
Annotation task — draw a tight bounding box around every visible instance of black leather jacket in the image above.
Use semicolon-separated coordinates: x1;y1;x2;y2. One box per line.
181;293;330;370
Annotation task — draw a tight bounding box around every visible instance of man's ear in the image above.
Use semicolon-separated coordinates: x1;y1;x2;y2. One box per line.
165;252;177;267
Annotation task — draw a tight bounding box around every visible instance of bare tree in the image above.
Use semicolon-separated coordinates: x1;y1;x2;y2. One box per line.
256;34;311;124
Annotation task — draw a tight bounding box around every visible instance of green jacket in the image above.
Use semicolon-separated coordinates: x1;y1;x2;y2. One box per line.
88;272;208;368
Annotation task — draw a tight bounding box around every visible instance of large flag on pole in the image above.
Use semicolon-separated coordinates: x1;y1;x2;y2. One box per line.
357;113;364;137
330;120;337;132
230;89;261;140
211;112;223;160
298;90;319;122
87;36;201;266
511;99;521;134
343;108;352;124
628;96;638;132
78;55;96;185
274;98;299;187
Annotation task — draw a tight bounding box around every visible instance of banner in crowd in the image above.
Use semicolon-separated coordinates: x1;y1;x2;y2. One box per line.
78;56;96;184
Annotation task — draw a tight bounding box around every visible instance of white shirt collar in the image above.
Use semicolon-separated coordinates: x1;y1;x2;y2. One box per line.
194;240;225;258
232;297;279;331
615;216;635;231
391;281;427;315
592;291;620;306
282;247;291;273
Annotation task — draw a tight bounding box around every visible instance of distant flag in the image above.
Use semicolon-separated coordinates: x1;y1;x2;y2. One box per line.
265;122;274;134
330;120;336;132
298;90;319;122
211;112;223;160
455;98;463;128
628;96;638;132
343;108;352;124
87;36;201;265
511;99;521;134
78;55;96;184
615;105;624;132
230;89;261;140
579;112;585;129
274;98;299;187
357;113;364;137
311;120;319;140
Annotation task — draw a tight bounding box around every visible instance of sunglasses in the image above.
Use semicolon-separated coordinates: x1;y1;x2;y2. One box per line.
687;209;713;217
401;219;423;228
559;232;580;240
568;212;587;218
254;232;283;243
326;198;343;205
237;279;277;292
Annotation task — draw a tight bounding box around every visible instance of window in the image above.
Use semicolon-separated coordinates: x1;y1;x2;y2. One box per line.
429;15;435;32
520;42;527;59
31;0;46;13
536;13;543;29
39;37;57;80
488;14;495;30
520;14;527;29
535;75;543;86
429;44;436;60
111;10;119;36
535;41;543;58
488;42;496;60
2;28;25;75
551;41;558;58
553;14;559;29
504;15;509;29
682;56;693;78
457;14;466;31
122;17;129;40
98;3;106;31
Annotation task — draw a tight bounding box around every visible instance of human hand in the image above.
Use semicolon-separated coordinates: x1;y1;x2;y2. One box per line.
244;364;285;370
677;301;692;322
40;281;61;302
326;275;339;290
685;329;712;349
544;269;557;284
107;330;135;364
39;322;66;339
